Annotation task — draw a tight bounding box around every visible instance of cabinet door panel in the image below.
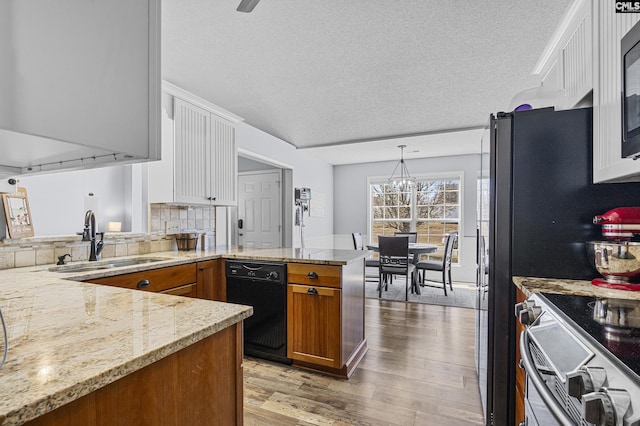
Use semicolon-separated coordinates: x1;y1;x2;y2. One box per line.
210;115;237;205
174;98;209;204
197;259;225;301
287;284;341;368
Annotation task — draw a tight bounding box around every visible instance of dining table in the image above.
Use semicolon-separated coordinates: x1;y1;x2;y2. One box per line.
366;242;438;295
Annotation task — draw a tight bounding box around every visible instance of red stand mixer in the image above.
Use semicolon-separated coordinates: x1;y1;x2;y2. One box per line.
588;207;640;290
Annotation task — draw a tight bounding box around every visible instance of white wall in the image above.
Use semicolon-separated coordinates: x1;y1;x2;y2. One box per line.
235;122;334;247
333;153;480;282
17;165;131;235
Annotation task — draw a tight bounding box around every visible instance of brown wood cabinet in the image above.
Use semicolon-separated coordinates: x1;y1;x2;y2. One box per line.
288;283;341;368
515;287;527;425
86;260;227;302
24;323;244;426
196;259;225;301
286;261;367;378
88;264;197;296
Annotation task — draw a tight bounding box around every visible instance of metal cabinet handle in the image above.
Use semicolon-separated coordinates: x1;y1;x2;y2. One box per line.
307;287;318;295
199;267;205;271
307;272;318;279
137;279;150;289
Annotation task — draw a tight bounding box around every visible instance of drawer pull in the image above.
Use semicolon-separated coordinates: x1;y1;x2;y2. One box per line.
307;272;318;279
137;279;150;289
307;287;318;295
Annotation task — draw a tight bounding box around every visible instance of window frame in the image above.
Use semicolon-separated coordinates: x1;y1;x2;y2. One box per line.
367;171;464;262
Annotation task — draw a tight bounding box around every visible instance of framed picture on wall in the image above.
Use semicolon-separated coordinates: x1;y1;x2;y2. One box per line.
1;187;35;238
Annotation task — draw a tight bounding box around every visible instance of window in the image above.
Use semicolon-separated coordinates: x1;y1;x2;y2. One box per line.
369;175;461;262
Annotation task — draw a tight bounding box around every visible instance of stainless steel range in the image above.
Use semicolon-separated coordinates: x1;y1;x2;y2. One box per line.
516;293;640;425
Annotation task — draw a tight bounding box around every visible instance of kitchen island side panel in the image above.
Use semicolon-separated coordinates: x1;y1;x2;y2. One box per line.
341;259;366;363
23;323;244;426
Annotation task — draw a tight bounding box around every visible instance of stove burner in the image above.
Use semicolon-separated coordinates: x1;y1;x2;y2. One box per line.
602;326;640;360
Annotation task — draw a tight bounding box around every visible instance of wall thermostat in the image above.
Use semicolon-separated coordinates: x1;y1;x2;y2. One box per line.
295;188;311;203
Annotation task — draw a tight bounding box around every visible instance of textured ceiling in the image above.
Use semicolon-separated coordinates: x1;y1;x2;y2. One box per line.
162;0;572;163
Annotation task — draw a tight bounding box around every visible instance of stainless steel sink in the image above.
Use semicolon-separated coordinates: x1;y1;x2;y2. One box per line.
49;257;171;273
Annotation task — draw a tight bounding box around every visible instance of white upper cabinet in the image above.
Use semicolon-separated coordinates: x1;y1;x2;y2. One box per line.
148;82;242;206
174;98;211;205
534;0;593;109
0;0;160;176
534;0;640;182
592;3;640;182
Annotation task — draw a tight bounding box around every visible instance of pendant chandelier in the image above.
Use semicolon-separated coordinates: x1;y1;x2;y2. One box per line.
388;145;416;190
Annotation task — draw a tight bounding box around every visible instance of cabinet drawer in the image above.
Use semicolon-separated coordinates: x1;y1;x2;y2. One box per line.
287;264;341;288
161;283;198;298
88;264;197;293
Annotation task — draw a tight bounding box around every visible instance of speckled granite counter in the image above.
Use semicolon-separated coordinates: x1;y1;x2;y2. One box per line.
513;276;640;301
0;246;366;425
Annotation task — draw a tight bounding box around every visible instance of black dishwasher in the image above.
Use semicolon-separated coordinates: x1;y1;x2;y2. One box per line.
225;260;290;364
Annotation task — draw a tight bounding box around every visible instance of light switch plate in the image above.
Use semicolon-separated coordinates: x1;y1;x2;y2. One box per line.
0;178;17;194
165;221;180;234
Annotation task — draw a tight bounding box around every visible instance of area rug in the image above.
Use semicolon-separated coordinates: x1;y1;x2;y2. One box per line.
364;279;477;309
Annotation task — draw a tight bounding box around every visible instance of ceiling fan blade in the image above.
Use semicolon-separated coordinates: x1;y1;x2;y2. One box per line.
237;0;260;13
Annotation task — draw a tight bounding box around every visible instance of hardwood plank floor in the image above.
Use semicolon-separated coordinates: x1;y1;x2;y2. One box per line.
243;298;484;425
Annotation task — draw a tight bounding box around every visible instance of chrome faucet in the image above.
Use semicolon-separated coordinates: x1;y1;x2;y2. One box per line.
82;210;104;261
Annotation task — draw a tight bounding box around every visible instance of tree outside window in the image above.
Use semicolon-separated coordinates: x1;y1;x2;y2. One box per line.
370;176;460;262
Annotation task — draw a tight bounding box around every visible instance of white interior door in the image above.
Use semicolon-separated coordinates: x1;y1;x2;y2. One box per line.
238;171;281;248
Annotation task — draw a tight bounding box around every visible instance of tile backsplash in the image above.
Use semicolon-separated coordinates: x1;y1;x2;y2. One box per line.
0;203;216;270
148;204;215;235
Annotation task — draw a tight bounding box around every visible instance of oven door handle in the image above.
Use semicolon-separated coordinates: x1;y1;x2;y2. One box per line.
520;329;575;426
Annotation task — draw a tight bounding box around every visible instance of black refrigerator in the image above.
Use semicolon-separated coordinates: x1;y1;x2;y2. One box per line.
475;106;640;425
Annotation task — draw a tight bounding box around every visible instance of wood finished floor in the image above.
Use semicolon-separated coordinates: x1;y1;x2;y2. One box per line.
243;299;484;425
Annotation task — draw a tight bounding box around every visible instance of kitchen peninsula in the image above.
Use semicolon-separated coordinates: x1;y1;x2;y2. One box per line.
0;246;367;425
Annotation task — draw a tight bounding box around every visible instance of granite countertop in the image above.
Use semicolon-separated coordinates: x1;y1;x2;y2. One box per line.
513;276;640;301
0;258;251;425
0;245;366;424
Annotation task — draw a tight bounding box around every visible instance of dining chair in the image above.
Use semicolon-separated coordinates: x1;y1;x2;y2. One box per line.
352;232;379;282
393;232;419;263
393;232;417;243
378;236;416;301
416;232;458;296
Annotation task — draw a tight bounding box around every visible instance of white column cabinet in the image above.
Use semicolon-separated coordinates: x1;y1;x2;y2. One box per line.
174;98;211;205
208;115;237;205
592;3;640;182
535;0;592;110
148;83;241;206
